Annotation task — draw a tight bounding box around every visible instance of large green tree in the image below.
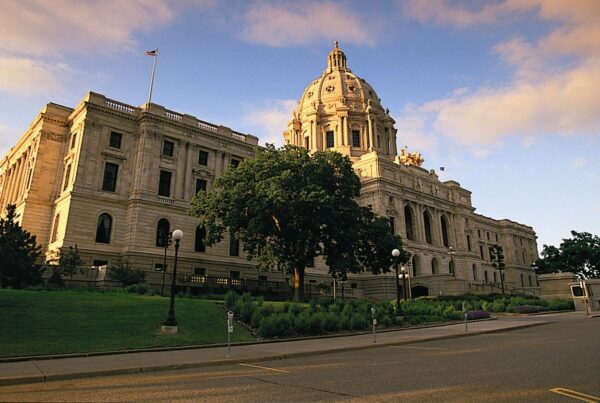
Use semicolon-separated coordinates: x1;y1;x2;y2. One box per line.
535;231;600;279
0;204;42;288
190;145;406;301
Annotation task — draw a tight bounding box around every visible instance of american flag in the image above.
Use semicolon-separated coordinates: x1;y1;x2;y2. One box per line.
144;49;157;56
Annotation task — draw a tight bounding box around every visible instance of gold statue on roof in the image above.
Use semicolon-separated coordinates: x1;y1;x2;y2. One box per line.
397;146;424;167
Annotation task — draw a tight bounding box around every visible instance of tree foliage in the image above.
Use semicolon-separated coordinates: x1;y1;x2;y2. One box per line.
47;244;85;283
0;204;42;288
107;260;147;286
190;145;408;301
535;231;600;279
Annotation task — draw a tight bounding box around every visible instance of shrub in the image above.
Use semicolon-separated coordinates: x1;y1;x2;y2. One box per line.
258;313;293;338
547;299;574;311
351;314;368;330
509;305;540;314
490;301;506;312
294;312;312;334
466;310;490;320
107;262;147;286
289;303;303;316
126;283;150;295
224;290;238;308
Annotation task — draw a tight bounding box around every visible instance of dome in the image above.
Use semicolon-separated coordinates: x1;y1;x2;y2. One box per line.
295;41;386;121
285;41;397;160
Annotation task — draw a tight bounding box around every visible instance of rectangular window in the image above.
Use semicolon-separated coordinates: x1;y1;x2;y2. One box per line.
229;233;239;256
230;270;240;279
109;131;122;149
194;267;206;276
466;235;472;252
230;158;240;168
258;275;268;281
195;178;207;194
495;234;499;242
478;229;481;238
102;162;118;192
305;136;310;149
326;131;334;148
351;283;358;289
158;170;172;197
479;244;484;259
389;217;395;235
70;133;77;149
352;130;360;147
487;232;490;240
93;259;108;267
154;263;165;272
62;163;72;191
198;150;209;165
162;140;174;157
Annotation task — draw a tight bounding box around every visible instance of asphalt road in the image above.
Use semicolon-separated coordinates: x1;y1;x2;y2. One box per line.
1;315;598;402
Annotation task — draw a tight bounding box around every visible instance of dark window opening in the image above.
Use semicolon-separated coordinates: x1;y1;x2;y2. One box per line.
259;275;268;281
109;131;122;149
305;136;310;149
389;217;395;235
162;140;174;157
158;170;172;197
195;225;206;252
156;218;170;247
441;216;449;247
467;235;472;252
194;267;206;276
195;178;207;194
229;233;239;256
230;158;241;168
70;133;77;149
423;211;433;244
62;163;71;191
102;162;118;192
198;150;209;165
95;213;112;244
230;270;240;279
404;206;414;241
93;259;108;267
352;130;360;147
326;131;334;148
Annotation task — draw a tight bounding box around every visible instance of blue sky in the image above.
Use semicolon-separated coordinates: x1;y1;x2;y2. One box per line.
1;0;599;251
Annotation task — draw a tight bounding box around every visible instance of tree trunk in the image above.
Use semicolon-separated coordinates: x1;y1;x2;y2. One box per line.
294;266;305;302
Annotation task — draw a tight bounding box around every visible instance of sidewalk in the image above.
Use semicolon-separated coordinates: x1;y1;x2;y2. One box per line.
0;313;574;387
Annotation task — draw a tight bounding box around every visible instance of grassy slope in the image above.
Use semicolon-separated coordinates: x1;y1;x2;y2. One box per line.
0;289;254;358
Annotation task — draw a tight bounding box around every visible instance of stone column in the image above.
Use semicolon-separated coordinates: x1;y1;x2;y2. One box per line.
367;117;373;150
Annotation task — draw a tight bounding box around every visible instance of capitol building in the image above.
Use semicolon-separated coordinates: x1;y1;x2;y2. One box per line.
0;43;539;298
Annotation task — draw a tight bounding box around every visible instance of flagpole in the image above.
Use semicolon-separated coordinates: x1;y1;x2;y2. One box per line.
146;49;158;105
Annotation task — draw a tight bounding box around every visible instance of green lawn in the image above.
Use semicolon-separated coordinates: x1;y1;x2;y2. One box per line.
0;289;255;358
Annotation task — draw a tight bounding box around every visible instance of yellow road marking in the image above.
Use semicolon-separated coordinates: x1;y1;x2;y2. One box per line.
392;346;445;350
238;363;289;373
550;387;600;402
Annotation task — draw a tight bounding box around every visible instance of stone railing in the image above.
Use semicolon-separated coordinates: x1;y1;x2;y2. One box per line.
105;99;135;114
165;110;182;121
197;120;219;132
157;195;174;205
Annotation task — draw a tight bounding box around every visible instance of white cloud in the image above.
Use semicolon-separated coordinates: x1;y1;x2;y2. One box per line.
242;99;297;146
240;2;377;47
394;108;438;154
0;56;66;96
0;0;177;56
398;0;600;151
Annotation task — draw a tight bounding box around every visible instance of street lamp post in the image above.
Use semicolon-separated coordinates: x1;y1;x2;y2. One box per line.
400;266;408;301
162;229;183;334
392;249;401;313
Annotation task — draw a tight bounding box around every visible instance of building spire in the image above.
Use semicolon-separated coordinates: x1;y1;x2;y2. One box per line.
327;40;347;71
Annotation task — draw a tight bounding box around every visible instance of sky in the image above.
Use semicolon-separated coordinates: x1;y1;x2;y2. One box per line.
0;0;598;252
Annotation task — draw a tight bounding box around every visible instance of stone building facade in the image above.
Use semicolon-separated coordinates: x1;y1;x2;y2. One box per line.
0;43;540;298
283;42;540;298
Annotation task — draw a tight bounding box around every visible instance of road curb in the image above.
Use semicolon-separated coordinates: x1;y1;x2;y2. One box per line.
0;321;551;387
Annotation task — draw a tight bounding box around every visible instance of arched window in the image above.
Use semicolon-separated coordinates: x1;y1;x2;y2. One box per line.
431;257;439;275
423;210;433;244
528;275;533;287
412;255;421;277
441;215;450;247
472;264;477;281
449;260;455;276
195;225;206;252
404;205;414;241
156;218;170;247
95;213;112;244
484;271;489;283
51;214;60;243
493;272;497;282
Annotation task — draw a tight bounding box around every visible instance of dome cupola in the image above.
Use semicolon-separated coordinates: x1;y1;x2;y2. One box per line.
284;42;398;161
